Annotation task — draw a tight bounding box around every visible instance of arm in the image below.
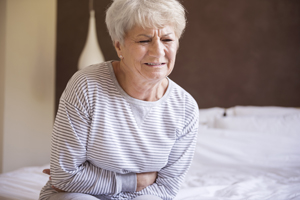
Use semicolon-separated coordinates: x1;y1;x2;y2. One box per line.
44;168;157;193
50;72;137;195
135;101;199;200
50;97;136;195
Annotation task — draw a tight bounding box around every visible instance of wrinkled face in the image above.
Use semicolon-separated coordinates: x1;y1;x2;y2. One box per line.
115;25;179;83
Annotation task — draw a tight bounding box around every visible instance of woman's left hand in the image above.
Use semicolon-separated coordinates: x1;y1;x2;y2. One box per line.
43;169;65;192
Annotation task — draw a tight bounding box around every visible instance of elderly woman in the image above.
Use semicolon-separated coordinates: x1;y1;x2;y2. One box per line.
39;0;198;200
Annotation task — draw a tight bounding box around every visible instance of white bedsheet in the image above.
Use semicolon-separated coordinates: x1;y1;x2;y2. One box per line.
176;159;300;200
1;106;300;200
174;122;300;200
0;164;49;200
1;163;299;200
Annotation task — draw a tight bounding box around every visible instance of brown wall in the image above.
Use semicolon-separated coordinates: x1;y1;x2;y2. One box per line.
56;0;300;109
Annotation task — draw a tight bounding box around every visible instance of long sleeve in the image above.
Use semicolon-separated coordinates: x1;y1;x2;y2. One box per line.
50;98;120;194
40;69;136;200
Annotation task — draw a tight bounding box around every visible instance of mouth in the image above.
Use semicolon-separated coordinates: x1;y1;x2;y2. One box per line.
145;62;166;67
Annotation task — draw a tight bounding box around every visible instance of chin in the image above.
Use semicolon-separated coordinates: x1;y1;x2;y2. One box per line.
146;73;168;82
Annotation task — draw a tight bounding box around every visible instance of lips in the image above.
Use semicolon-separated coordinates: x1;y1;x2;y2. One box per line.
145;62;166;66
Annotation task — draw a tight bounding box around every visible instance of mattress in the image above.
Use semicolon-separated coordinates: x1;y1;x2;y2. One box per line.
0;106;300;200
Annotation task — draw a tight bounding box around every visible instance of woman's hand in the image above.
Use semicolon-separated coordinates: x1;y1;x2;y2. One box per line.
42;169;50;175
136;171;158;192
42;169;65;192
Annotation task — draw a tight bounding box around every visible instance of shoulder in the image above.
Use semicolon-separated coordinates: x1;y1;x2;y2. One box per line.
68;62;111;87
168;79;198;112
62;62;114;104
171;79;199;138
65;62;113;93
168;79;199;132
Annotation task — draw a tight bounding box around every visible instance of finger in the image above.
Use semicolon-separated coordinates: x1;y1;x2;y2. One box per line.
43;169;51;175
51;185;64;192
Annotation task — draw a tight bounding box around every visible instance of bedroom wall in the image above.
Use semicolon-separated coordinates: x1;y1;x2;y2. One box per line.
0;0;6;173
173;0;300;108
55;0;300;109
0;0;56;173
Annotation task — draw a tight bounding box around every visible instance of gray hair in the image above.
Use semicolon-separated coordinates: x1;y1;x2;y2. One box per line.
105;0;186;44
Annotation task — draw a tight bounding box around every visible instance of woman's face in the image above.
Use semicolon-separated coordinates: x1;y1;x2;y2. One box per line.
115;25;179;84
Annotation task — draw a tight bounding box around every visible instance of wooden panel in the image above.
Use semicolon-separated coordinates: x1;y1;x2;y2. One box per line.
56;0;300;110
171;0;300;108
56;0;115;111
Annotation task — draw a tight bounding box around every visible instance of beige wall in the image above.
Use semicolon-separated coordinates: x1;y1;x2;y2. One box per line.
0;0;6;173
0;0;56;173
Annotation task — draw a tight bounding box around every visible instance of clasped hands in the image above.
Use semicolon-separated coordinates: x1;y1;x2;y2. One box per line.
43;169;157;192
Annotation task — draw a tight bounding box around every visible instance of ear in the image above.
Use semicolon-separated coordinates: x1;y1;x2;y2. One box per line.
114;40;123;57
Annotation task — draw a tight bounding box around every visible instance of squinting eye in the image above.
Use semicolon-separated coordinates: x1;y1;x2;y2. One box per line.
139;40;150;43
163;39;173;42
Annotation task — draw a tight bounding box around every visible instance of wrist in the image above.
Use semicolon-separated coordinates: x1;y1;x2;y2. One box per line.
116;172;137;192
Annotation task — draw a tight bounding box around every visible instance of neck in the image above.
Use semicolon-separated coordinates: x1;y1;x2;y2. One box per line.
112;61;168;101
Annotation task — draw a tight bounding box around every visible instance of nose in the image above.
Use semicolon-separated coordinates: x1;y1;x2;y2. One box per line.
148;39;165;58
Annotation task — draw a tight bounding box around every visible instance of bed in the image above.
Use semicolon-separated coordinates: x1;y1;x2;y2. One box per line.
0;106;299;200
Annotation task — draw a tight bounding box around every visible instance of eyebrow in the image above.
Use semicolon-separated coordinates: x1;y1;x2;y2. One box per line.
137;33;173;38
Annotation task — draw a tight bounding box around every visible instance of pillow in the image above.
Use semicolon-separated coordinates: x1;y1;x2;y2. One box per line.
195;126;300;168
229;106;300;116
198;107;227;124
207;113;300;135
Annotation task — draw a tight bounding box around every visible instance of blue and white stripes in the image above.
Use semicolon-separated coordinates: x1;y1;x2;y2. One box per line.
39;61;199;200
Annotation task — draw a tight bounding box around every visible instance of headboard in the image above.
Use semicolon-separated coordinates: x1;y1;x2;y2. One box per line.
55;0;300;110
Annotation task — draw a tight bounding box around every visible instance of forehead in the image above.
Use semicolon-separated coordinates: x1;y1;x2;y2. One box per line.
126;25;176;38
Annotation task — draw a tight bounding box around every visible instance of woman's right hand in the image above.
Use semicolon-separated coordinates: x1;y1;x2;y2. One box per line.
136;171;158;192
42;169;65;192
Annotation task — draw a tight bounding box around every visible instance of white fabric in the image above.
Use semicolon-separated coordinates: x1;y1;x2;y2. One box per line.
194;125;300;168
228;105;300;116
49;193;100;200
210;113;300;134
133;195;162;200
0;165;49;200
176;164;300;200
48;193;162;200
174;118;300;200
198;107;226;124
1;106;300;200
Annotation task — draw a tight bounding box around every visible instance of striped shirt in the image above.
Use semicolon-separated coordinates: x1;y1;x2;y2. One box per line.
39;61;199;200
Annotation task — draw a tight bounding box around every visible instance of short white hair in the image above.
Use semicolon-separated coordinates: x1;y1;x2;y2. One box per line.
105;0;186;44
